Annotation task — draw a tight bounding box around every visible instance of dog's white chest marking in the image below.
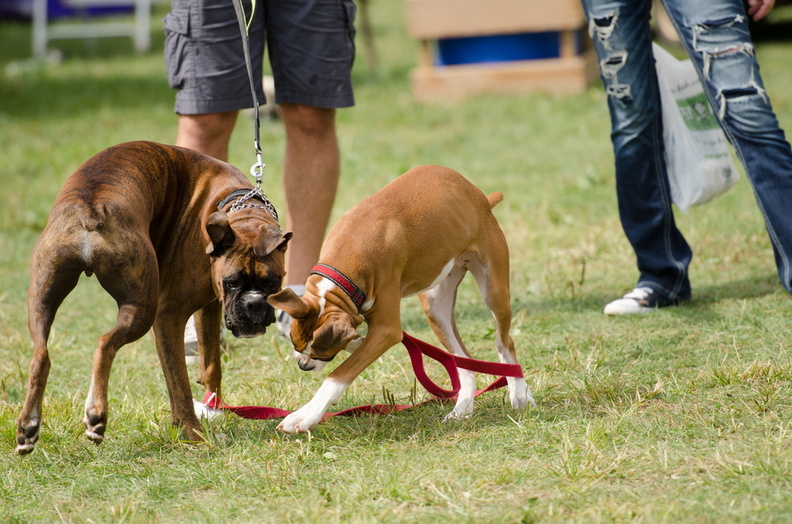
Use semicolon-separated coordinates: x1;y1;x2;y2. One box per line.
315;277;336;316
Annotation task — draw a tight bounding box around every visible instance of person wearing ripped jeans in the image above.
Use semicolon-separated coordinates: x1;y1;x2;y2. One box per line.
580;0;792;314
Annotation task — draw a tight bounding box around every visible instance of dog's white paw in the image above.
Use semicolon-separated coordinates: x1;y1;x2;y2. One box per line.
278;409;322;434
510;379;536;409
443;397;474;422
442;409;473;423
517;391;537;409
278;379;345;433
442;396;474;423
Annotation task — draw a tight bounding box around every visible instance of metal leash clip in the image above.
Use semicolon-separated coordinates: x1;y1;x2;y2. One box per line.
250;139;265;186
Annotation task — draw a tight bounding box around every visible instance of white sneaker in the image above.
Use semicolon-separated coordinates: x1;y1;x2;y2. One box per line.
276;284;305;339
603;286;676;315
184;315;225;363
193;398;223;420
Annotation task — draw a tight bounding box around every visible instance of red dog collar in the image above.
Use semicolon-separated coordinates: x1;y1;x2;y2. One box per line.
311;263;366;310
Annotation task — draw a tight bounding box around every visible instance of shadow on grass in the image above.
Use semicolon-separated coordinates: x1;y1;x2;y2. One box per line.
512;273;782;317
687;274;782;305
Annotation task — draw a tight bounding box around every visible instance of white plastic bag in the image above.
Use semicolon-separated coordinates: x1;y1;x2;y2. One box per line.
652;42;739;213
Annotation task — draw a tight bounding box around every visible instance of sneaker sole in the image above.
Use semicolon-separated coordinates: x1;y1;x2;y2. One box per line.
603;298;657;315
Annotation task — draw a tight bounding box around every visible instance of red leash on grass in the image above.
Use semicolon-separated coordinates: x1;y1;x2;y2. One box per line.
200;331;524;421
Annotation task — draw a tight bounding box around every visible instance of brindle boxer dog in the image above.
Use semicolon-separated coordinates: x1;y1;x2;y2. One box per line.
16;141;291;455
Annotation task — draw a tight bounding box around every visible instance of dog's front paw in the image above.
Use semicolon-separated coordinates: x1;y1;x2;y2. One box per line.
514;390;536;409
442;397;474;422
442;395;474;423
278;409;322;434
510;378;536;409
278;379;345;433
442;409;473;423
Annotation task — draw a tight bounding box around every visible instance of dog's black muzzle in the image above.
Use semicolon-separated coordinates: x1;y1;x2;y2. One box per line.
240;290;268;317
225;290;276;337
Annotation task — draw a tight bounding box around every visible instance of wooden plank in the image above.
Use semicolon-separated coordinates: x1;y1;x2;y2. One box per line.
559;29;577;58
417;40;432;68
409;49;599;101
405;0;587;39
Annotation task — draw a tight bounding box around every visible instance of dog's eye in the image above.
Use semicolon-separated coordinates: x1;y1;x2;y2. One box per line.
262;276;282;292
224;277;242;290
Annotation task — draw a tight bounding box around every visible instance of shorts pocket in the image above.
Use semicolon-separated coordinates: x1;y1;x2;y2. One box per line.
163;8;190;89
342;0;357;43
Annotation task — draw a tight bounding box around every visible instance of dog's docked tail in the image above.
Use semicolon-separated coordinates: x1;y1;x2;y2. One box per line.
487;191;504;209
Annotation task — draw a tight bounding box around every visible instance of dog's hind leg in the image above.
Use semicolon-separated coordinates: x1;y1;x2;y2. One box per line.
17;259;82;455
418;265;479;421
469;242;534;410
83;244;159;444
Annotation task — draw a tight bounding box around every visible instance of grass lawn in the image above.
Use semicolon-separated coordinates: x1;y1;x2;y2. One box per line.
1;2;791;522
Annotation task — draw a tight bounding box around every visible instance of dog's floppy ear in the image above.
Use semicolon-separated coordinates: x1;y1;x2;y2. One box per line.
267;288;312;319
205;211;236;256
311;317;360;355
255;229;293;258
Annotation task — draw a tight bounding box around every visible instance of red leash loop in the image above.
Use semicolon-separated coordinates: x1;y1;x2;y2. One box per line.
400;331;522;398
201;331;523;421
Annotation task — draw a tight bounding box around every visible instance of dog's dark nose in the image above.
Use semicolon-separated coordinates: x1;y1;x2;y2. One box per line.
240;291;266;316
262;306;276;325
298;360;315;372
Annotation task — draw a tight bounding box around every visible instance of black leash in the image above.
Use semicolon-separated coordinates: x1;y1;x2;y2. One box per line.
229;0;279;222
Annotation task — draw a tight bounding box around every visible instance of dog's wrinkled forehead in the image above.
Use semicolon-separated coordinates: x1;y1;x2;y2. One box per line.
206;209;292;262
216;252;283;291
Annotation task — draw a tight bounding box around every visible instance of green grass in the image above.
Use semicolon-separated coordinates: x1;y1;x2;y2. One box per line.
2;2;792;522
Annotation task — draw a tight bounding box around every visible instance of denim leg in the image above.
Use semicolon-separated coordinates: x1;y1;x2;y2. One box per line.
582;0;692;300
662;0;792;294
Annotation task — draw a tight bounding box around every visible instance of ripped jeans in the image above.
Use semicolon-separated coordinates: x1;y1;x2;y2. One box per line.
581;0;792;299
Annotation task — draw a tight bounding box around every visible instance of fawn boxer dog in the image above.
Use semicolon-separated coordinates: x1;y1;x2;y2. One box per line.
268;165;533;433
16;141;291;455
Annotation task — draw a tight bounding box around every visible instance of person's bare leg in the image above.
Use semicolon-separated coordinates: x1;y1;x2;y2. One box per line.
280;103;340;286
176;111;239;162
175;111;238;358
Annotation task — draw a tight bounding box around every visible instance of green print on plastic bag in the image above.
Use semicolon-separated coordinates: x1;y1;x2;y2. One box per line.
676;92;719;131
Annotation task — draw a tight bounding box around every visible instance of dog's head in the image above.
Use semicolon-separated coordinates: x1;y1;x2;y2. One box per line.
205;210;291;338
267;287;363;372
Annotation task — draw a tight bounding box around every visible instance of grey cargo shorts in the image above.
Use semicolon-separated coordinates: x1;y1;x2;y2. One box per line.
164;0;356;114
